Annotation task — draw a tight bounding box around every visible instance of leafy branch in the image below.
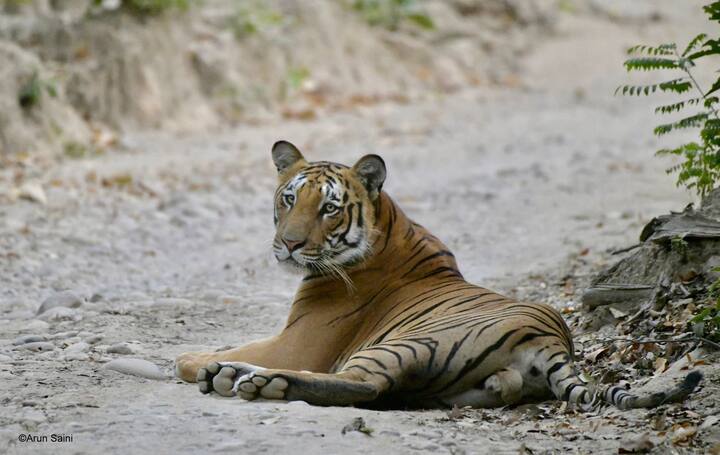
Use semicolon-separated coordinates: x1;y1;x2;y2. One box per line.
617;1;720;199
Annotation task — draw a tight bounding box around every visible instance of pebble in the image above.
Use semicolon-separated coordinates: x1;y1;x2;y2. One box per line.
49;330;79;340
18;182;47;205
103;358;168;380
62;352;90;361
12;335;47;346
64;342;90;354
106;343;135;355
22;320;50;332
14;342;55;352
0;354;13;362
37;306;81;322
37;291;84;315
85;335;104;344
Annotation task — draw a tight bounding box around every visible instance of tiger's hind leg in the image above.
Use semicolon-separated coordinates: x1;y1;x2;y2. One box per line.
442;368;524;408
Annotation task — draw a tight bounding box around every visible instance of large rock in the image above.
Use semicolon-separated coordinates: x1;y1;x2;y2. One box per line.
582;188;720;324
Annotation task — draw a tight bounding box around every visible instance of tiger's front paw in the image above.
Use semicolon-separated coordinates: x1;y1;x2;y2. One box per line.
196;361;263;397
232;370;289;401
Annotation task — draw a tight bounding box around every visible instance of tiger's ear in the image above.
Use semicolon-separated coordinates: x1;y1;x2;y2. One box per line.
352;154;386;200
272;140;305;174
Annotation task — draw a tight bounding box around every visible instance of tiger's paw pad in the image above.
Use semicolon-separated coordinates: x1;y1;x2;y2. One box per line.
232;371;289;401
196;362;261;397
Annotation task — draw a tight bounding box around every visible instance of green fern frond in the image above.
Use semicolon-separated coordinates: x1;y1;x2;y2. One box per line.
624;57;678;71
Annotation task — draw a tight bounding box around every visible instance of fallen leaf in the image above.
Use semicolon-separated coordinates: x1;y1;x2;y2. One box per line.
587;347;609;363
670;424;697;444
609;307;629;319
654;357;668;375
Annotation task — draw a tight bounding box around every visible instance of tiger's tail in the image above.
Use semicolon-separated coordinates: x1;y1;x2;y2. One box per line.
599;370;703;410
542;349;703;410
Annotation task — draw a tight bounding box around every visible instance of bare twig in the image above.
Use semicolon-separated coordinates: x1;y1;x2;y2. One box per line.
611;243;642;255
596;336;720;350
699;337;720;350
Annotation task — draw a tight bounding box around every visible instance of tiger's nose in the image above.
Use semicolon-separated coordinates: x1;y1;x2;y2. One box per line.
282;238;306;252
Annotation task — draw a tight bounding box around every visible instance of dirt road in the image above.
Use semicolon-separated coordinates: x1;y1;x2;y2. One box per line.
1;4;717;454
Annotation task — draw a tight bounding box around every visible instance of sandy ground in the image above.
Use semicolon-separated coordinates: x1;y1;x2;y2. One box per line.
1;4;719;455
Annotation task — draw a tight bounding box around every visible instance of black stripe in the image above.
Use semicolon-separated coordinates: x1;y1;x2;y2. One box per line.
362;346;403;367
350;355;387;370
434;329;520;394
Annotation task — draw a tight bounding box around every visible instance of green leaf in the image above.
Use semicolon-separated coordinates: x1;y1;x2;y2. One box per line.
655;97;704;114
623;57;678;71
706;77;720;97
704;1;720;22
686;38;720;60
626;43;676;56
682;33;708;56
658;78;692;94
653;113;709;136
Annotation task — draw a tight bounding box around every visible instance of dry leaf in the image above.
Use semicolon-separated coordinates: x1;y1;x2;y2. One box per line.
670;424;697;444
609;307;629;319
587;347;609;363
650;412;667;431
654;357;668;375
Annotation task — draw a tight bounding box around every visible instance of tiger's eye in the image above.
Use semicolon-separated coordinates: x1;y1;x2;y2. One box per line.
324;203;338;214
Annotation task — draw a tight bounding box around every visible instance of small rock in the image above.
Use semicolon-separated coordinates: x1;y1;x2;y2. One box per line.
64;342;89;354
89;293;103;303
18;182;47;205
14;342;55;352
85;335;104;344
341;417;374;436
0;353;13;362
37;306;81;322
22;320;50;332
37;291;84;315
62;352;90;361
103;358;167;380
49;331;79;340
12;335;47;346
106;343;135;355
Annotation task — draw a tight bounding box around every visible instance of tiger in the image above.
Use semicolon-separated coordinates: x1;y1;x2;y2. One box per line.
175;140;702;410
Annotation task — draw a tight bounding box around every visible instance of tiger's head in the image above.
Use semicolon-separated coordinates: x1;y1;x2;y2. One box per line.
270;140;386;276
